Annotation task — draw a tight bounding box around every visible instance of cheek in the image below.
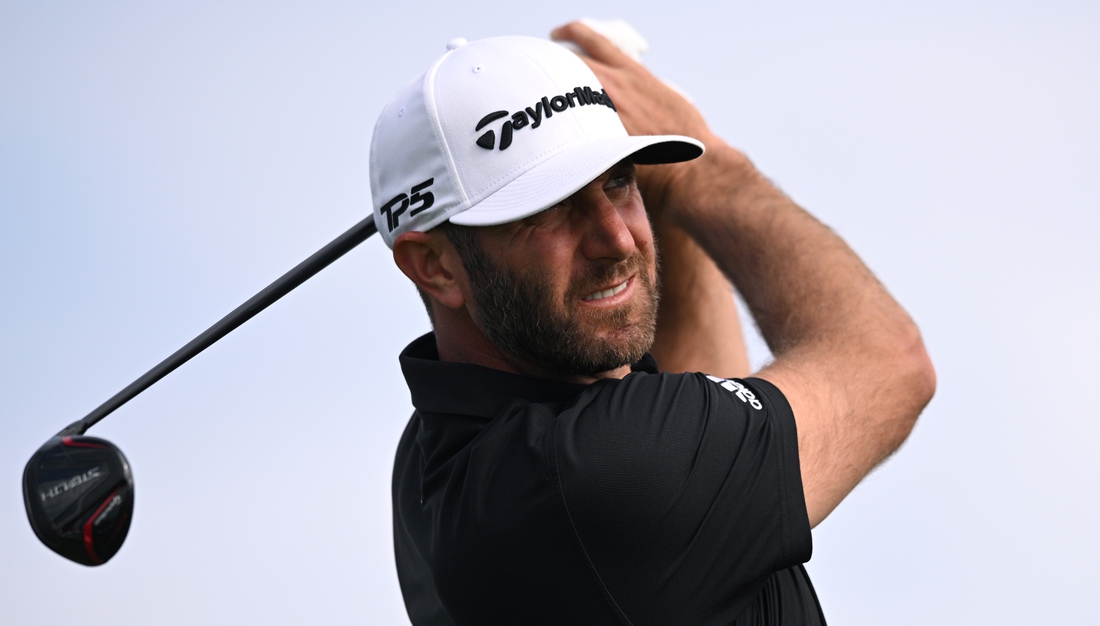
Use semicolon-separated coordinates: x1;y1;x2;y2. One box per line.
513;236;580;289
499;244;576;303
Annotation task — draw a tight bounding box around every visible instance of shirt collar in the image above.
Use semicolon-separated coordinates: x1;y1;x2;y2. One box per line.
399;332;658;418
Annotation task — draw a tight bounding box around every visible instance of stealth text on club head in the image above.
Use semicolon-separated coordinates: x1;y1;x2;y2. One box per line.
23;436;134;566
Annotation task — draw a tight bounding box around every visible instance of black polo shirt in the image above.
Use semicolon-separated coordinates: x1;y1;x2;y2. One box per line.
393;333;825;625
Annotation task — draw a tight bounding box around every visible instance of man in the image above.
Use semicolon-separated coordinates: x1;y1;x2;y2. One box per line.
369;23;935;626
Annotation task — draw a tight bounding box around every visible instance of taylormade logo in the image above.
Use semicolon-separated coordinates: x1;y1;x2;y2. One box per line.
40;466;103;502
475;85;617;151
93;494;123;526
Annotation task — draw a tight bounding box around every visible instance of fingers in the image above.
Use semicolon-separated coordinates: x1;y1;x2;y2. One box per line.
552;20;716;147
551;21;634;67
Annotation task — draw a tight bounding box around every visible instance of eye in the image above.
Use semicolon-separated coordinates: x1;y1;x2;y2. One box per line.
605;167;636;192
607;162;642;187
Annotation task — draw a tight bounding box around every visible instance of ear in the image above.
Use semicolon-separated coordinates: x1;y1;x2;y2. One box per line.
392;230;467;310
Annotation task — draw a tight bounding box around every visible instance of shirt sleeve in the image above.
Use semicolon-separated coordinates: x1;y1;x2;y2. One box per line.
550;373;811;626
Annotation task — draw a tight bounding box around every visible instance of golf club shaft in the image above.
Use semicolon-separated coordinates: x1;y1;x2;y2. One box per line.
57;215;379;437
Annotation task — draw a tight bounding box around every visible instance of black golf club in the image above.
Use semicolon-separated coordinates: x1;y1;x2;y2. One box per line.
24;215;378;565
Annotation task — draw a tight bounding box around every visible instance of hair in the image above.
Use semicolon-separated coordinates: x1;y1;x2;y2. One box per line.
416;220;481;326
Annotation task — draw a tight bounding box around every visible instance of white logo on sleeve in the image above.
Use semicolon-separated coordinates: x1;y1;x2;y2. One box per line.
705;375;763;410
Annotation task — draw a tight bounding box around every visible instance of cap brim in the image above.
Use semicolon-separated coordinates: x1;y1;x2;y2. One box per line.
448;134;703;227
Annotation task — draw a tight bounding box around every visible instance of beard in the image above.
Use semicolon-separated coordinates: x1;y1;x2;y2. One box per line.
457;236;660;378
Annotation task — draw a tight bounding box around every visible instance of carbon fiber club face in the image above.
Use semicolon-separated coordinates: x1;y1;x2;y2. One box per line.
23;436;134;566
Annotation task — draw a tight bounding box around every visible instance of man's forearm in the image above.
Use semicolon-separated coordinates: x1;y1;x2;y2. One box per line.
650;212;750;378
663;144;896;354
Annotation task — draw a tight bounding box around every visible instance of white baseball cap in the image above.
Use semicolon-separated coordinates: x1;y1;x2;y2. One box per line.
368;35;704;248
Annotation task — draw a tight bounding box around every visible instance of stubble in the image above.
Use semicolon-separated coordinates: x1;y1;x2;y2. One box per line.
454;230;660;377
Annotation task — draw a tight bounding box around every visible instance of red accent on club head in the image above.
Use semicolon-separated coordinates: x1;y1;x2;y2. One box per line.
82;487;119;565
63;437;106;449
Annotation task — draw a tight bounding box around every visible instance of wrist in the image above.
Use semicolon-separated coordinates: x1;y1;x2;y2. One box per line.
658;140;757;225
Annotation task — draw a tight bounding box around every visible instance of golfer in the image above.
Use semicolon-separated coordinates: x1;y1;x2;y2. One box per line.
369;22;935;625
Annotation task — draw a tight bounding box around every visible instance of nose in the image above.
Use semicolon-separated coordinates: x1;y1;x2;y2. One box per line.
579;194;636;263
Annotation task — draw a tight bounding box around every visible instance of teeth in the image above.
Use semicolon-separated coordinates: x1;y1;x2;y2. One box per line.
582;279;629;301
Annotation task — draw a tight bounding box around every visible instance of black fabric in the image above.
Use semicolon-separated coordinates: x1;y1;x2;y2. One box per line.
393;333;824;625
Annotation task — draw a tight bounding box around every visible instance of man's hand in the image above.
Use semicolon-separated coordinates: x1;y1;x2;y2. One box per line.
553;21;936;528
551;22;721;217
551;23;711;139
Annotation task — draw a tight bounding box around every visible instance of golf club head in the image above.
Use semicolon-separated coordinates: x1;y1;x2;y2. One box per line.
23;435;134;566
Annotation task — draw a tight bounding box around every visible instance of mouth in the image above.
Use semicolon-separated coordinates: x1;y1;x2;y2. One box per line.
581;277;632;302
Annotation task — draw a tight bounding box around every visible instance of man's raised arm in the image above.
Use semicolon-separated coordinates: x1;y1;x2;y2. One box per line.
554;22;937;528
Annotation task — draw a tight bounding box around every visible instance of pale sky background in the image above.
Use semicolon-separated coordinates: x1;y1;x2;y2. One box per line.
2;2;1097;624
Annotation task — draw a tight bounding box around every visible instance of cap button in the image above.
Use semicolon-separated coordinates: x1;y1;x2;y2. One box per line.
446;38;468;51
